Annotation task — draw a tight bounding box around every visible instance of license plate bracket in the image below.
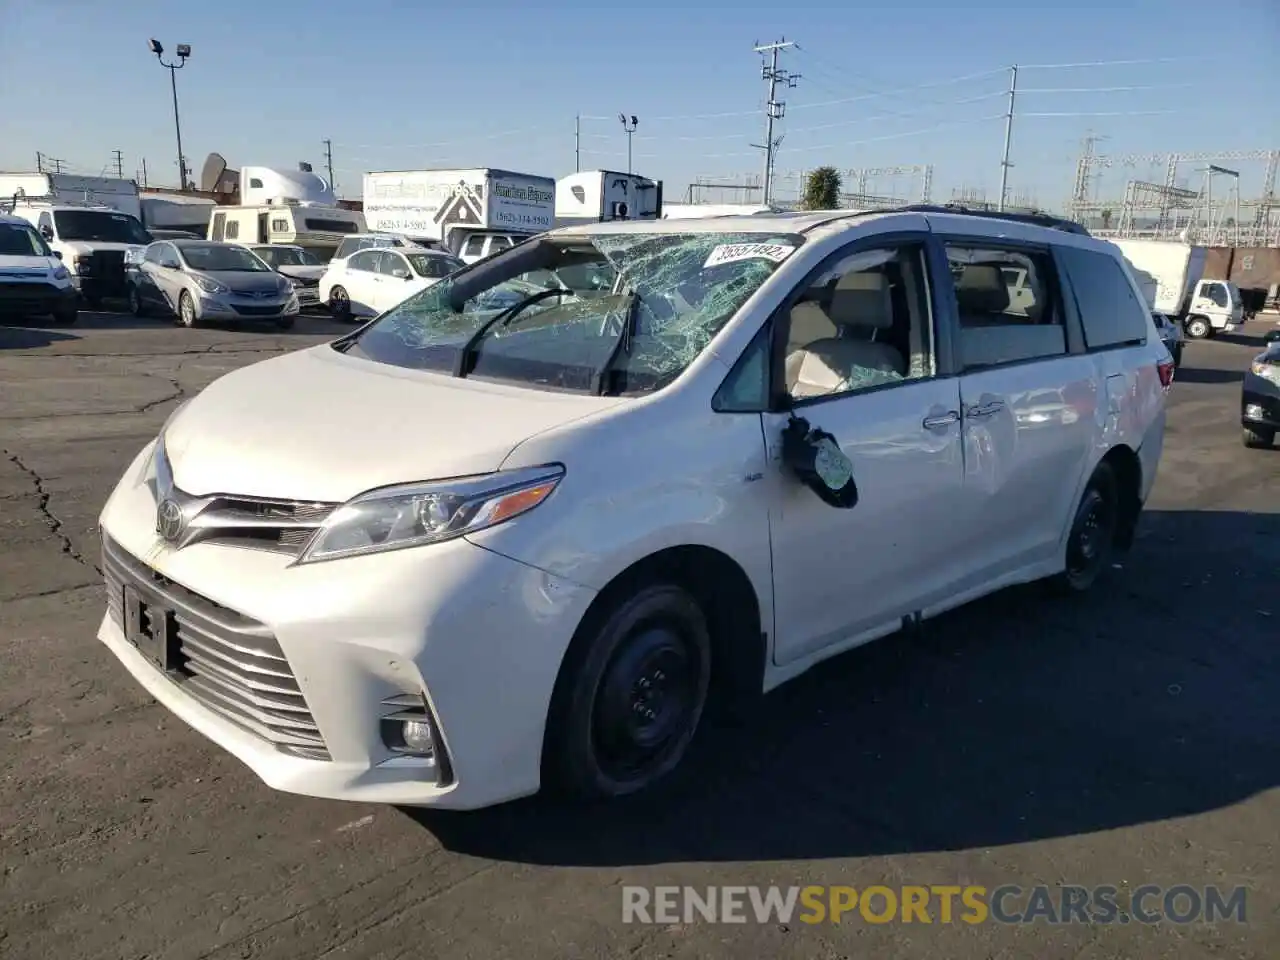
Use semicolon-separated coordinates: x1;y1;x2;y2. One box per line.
122;583;177;672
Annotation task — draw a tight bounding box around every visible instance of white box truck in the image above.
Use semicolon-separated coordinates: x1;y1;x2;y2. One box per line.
553;170;662;226
0;172;143;221
1112;239;1244;339
1;173;150;306
362;168;555;262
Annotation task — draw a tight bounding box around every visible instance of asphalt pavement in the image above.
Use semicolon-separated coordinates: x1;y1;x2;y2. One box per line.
1;311;1276;960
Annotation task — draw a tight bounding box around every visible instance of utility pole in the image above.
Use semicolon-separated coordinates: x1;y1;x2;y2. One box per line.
997;64;1018;212
619;114;638;175
141;158;149;188
111;149;124;179
36;151;44;173
322;138;335;192
752;38;799;208
574;115;580;172
49;158;65;174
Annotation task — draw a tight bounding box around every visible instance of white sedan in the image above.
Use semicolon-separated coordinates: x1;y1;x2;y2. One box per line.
320;247;465;321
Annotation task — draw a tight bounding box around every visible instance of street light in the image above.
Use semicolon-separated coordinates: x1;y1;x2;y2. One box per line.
149;39;192;191
619;114;638;175
1204;164;1241;246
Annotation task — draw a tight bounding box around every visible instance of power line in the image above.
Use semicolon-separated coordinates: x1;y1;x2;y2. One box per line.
1017;56;1205;70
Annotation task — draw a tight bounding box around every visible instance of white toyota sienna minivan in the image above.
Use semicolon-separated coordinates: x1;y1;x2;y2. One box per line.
96;207;1172;809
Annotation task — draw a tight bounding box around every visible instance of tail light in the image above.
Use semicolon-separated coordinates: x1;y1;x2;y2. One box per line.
1157;359;1175;389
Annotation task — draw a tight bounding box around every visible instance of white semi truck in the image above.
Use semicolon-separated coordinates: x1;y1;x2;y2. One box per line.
553;170;662;227
362;168;556;262
1112;238;1244;339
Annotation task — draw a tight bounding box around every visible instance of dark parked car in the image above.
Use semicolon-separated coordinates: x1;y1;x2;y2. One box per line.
1242;330;1280;448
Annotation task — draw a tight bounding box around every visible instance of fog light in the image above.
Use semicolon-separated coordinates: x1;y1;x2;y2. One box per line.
379;693;452;783
1246;403;1264;419
400;719;435;754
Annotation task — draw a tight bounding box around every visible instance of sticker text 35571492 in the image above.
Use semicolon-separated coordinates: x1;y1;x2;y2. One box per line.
703;242;796;269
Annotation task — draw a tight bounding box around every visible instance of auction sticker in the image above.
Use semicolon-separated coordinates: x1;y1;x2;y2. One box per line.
703;242;796;269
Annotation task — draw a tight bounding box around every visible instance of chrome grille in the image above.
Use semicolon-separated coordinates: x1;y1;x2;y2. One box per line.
102;533;330;760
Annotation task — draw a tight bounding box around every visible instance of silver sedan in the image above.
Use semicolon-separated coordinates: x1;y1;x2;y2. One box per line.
128;239;301;329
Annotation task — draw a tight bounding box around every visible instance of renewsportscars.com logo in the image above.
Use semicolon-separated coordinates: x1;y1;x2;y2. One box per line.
622;885;1249;926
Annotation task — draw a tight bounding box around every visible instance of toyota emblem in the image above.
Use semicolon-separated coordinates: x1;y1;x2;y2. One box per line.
156;498;185;543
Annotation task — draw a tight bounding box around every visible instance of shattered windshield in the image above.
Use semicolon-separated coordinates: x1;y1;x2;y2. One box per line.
342;231;803;394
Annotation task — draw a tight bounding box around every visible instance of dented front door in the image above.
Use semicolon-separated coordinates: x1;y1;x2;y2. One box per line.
762;377;966;668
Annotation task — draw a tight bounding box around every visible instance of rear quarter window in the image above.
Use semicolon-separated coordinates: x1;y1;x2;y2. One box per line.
1058;246;1150;349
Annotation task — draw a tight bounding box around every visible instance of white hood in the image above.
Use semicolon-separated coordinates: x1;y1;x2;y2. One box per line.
57;240;143;255
163;344;620;502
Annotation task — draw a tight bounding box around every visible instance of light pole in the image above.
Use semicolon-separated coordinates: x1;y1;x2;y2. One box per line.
149;39;192;190
619;114;637;175
1204;164;1240;246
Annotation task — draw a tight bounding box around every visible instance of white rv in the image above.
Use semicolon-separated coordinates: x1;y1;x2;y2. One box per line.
206;165;365;259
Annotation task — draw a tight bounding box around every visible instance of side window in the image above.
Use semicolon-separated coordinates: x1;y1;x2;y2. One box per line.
464;235;486;258
378;253;408;277
271;218;290;233
210;212;226;241
488;236;513;254
945;243;1065;370
144;243;165;265
225;219;240;240
1203;282;1228;307
249;178;264;189
714;326;772;412
1057;246;1150;349
37;212;54;237
348;251;376;273
782;244;935;402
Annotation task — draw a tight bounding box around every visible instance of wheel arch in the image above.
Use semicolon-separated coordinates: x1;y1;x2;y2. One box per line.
543;543;767;767
1099;443;1143;551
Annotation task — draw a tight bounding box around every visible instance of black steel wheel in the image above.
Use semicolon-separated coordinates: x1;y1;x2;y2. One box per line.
546;583;711;801
1051;462;1119;594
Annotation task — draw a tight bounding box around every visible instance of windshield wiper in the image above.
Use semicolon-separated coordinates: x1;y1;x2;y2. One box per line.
452;287;569;377
591;291;640;396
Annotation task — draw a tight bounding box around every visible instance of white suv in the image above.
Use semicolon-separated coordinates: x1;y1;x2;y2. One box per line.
95;208;1171;810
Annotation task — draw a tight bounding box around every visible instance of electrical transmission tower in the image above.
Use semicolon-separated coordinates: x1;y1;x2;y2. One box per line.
752;38;799;207
111;150;124;179
322;138;335;192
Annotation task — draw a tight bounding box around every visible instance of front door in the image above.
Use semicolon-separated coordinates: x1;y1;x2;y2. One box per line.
762;238;968;667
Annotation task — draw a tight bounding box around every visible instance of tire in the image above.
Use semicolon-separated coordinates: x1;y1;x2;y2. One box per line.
545;582;711;802
328;286;352;322
128;285;148;318
47;301;78;326
1185;316;1211;339
83;293;102;310
275;316;296;330
1242;425;1275;449
177;290;200;328
1049;462;1119;594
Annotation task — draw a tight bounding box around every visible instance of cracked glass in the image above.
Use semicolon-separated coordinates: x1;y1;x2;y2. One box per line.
342;231;804;394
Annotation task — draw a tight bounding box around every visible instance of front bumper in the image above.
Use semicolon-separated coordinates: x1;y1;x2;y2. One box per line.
96;443;596;808
197;292;301;321
1242;376;1280;429
0;280;77;316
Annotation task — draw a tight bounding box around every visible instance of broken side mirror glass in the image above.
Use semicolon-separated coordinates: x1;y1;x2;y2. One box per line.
781;414;859;508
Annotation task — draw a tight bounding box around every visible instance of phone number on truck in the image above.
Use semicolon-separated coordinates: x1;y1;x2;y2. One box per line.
495;211;551;228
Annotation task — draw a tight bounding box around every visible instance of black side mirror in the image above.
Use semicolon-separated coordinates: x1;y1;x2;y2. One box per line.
1265;329;1280;344
53;251;62;260
40;227;53;240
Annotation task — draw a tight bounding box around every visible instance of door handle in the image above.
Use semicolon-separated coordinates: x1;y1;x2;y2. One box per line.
966;400;1005;419
923;410;961;429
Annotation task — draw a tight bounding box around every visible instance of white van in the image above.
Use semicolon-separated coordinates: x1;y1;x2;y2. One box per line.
0;212;79;324
95;209;1169;810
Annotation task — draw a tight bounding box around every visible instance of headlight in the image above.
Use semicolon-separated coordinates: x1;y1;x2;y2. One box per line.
296;465;564;564
192;275;229;295
51;266;70;281
1251;360;1280;386
277;276;293;294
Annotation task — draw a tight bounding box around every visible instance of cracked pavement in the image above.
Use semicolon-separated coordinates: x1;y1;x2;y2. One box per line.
0;313;1276;959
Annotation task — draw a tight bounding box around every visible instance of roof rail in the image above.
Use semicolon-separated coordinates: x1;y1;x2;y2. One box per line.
889;203;1091;235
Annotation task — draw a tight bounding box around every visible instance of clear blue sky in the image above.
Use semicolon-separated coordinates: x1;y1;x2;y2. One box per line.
3;0;1277;210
